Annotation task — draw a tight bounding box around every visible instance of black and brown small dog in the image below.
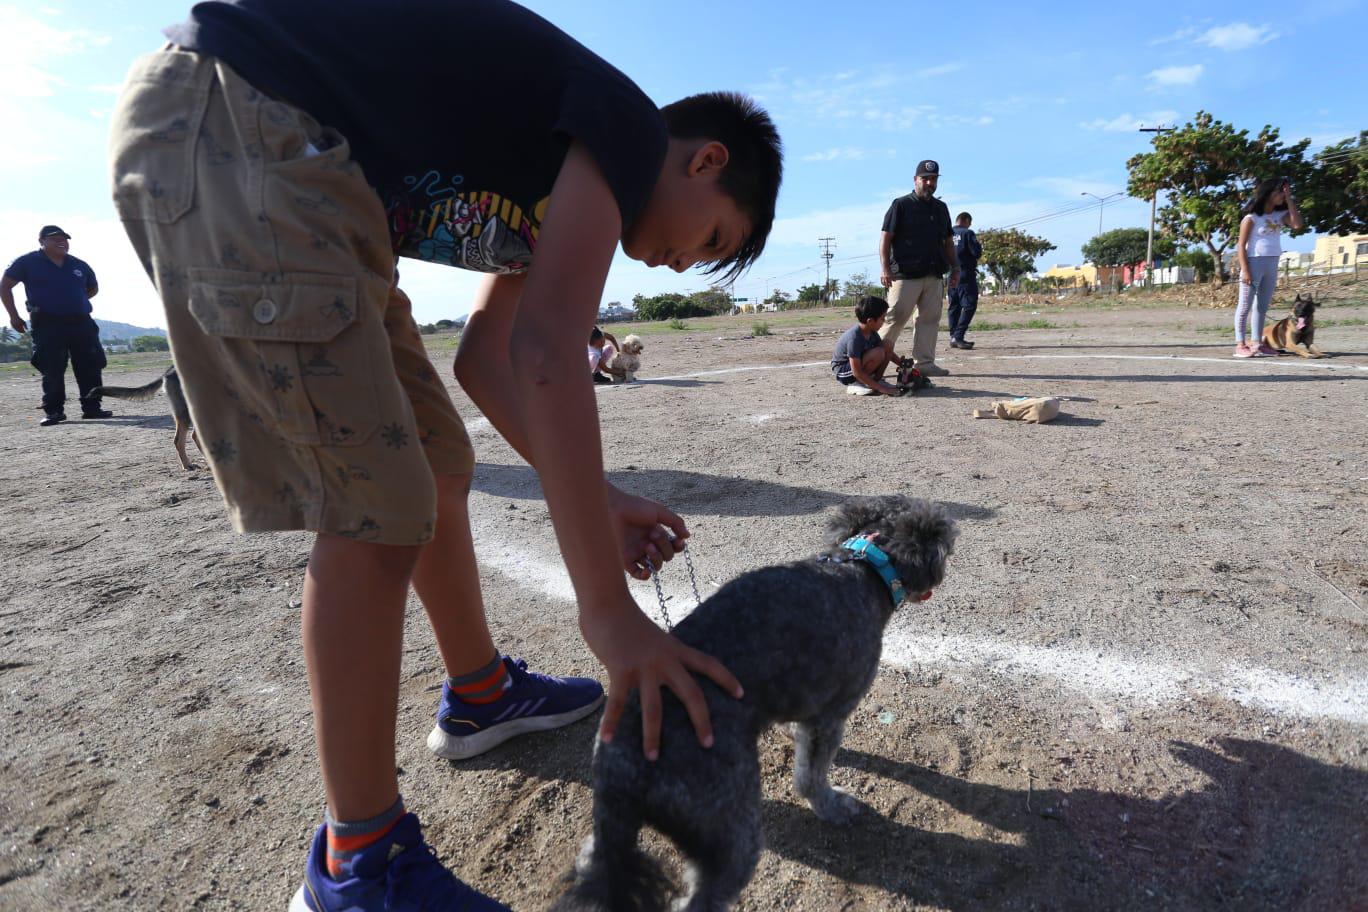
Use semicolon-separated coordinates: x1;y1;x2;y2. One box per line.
1263;293;1324;358
92;366;201;470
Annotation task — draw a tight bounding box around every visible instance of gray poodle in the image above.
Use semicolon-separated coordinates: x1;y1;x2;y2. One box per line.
553;495;958;912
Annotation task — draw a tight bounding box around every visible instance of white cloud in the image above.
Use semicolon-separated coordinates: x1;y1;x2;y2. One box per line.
1080;110;1179;132
1148;64;1203;87
914;62;963;78
802;148;867;162
0;8;114;173
1197;22;1277;50
1150;25;1201;46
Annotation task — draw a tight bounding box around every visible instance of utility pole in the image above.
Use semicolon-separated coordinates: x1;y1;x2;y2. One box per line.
1139;125;1175;287
818;237;836;305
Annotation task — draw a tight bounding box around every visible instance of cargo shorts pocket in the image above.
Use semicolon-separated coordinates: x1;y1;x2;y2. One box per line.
187;269;382;447
110;51;215;225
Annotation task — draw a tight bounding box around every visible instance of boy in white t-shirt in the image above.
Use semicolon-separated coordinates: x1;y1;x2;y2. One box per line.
1233;178;1304;358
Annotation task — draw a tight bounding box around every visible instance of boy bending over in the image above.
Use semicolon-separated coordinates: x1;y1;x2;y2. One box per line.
110;1;782;908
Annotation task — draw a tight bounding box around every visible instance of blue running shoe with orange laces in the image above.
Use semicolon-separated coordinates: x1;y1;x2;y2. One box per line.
289;812;508;911
427;657;604;760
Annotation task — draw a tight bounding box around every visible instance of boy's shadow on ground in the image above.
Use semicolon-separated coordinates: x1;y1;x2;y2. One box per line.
468;729;1365;910
473;462;996;521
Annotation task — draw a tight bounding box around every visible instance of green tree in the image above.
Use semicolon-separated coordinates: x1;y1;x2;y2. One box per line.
1081;227;1176;267
686;288;733;315
0;327;14;343
1299;131;1368;237
131;334;170;352
795;282;825;307
1126;112;1312;284
978;228;1056;291
841;271;882;303
631;292;710;321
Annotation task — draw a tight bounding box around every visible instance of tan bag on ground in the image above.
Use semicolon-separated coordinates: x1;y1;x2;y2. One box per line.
973;396;1061;423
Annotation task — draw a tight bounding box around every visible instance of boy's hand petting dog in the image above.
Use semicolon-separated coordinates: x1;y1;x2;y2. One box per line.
582;600;743;762
606;483;689;580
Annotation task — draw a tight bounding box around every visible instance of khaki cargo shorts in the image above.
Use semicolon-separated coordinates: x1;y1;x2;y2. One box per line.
109;49;474;546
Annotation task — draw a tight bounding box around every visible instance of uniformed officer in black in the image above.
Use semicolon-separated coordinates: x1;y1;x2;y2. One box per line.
2;226;113;425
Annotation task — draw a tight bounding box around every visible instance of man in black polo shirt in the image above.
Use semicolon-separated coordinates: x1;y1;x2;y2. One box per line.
2;226;113;425
879;160;960;375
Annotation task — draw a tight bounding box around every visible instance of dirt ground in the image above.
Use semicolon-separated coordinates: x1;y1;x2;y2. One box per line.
2;287;1366;911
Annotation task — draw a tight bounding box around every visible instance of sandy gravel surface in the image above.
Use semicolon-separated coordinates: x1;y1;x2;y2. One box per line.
2;292;1366;910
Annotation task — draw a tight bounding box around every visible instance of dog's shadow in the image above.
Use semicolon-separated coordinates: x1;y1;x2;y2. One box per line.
468;726;1366;910
760;738;1366;909
473;462;998;521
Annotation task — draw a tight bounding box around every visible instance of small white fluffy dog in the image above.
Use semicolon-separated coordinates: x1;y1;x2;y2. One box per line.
606;334;644;382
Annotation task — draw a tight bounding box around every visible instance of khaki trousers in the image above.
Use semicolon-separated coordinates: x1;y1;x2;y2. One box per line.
109;49;474;545
885;276;944;366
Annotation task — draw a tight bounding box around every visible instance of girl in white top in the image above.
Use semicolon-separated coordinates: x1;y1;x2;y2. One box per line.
1233;178;1303;358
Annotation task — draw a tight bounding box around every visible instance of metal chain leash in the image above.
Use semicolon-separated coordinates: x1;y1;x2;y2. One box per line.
646;540;700;632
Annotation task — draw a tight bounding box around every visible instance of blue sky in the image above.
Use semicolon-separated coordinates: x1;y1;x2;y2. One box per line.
2;0;1363;329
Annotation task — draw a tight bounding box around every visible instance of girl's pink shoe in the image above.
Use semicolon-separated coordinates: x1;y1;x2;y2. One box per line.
1233;343;1255;359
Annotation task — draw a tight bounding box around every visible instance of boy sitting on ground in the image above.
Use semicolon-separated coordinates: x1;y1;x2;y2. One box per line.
832;294;904;397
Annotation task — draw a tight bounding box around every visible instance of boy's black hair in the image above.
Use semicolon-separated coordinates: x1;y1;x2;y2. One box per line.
1243;178;1288;217
955;212;972;224
661;92;783;285
855;294;889;323
590;326;604;342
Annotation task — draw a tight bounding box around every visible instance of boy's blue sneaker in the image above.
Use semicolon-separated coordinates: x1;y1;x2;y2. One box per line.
427;656;604;760
288;812;509;911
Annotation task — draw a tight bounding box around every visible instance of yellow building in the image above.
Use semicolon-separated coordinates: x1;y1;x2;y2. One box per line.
1042;263;1098;287
1313;233;1368;269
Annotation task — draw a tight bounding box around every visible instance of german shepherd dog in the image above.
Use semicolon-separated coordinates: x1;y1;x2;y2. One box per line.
92;366;201;470
1263;293;1324;358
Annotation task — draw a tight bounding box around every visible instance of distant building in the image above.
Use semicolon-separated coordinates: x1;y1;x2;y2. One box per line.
1278;250;1314;271
1313;233;1368;270
1042;263;1098;288
598;303;634;322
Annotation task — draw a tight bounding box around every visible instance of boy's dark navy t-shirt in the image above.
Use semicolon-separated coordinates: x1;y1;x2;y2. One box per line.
831;324;882;376
165;0;668;275
3;252;97;317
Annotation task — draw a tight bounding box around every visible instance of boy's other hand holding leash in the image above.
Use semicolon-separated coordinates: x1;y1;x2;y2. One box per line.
607;482;689;580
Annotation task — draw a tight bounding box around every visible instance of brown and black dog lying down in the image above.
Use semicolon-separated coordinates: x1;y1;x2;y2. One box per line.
1263;293;1325;358
92;365;202;470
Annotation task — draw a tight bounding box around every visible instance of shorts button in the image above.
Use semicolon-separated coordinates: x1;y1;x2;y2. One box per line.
253;298;278;324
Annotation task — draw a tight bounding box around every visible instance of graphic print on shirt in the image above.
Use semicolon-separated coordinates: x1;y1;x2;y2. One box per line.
388;170;548;275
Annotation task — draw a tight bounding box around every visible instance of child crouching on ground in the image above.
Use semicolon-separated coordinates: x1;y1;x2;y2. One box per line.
832;295;904;397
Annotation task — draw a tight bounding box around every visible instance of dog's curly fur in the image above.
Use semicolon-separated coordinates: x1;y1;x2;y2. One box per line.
607;334;645;381
553;495;957;912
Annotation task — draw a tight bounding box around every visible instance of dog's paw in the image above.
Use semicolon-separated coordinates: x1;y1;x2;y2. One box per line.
809;786;869;824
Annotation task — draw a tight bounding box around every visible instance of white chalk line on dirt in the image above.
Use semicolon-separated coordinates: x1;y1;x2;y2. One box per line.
466;348;1366;724
983;353;1368;372
470;514;1368;726
592;353;1366;386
